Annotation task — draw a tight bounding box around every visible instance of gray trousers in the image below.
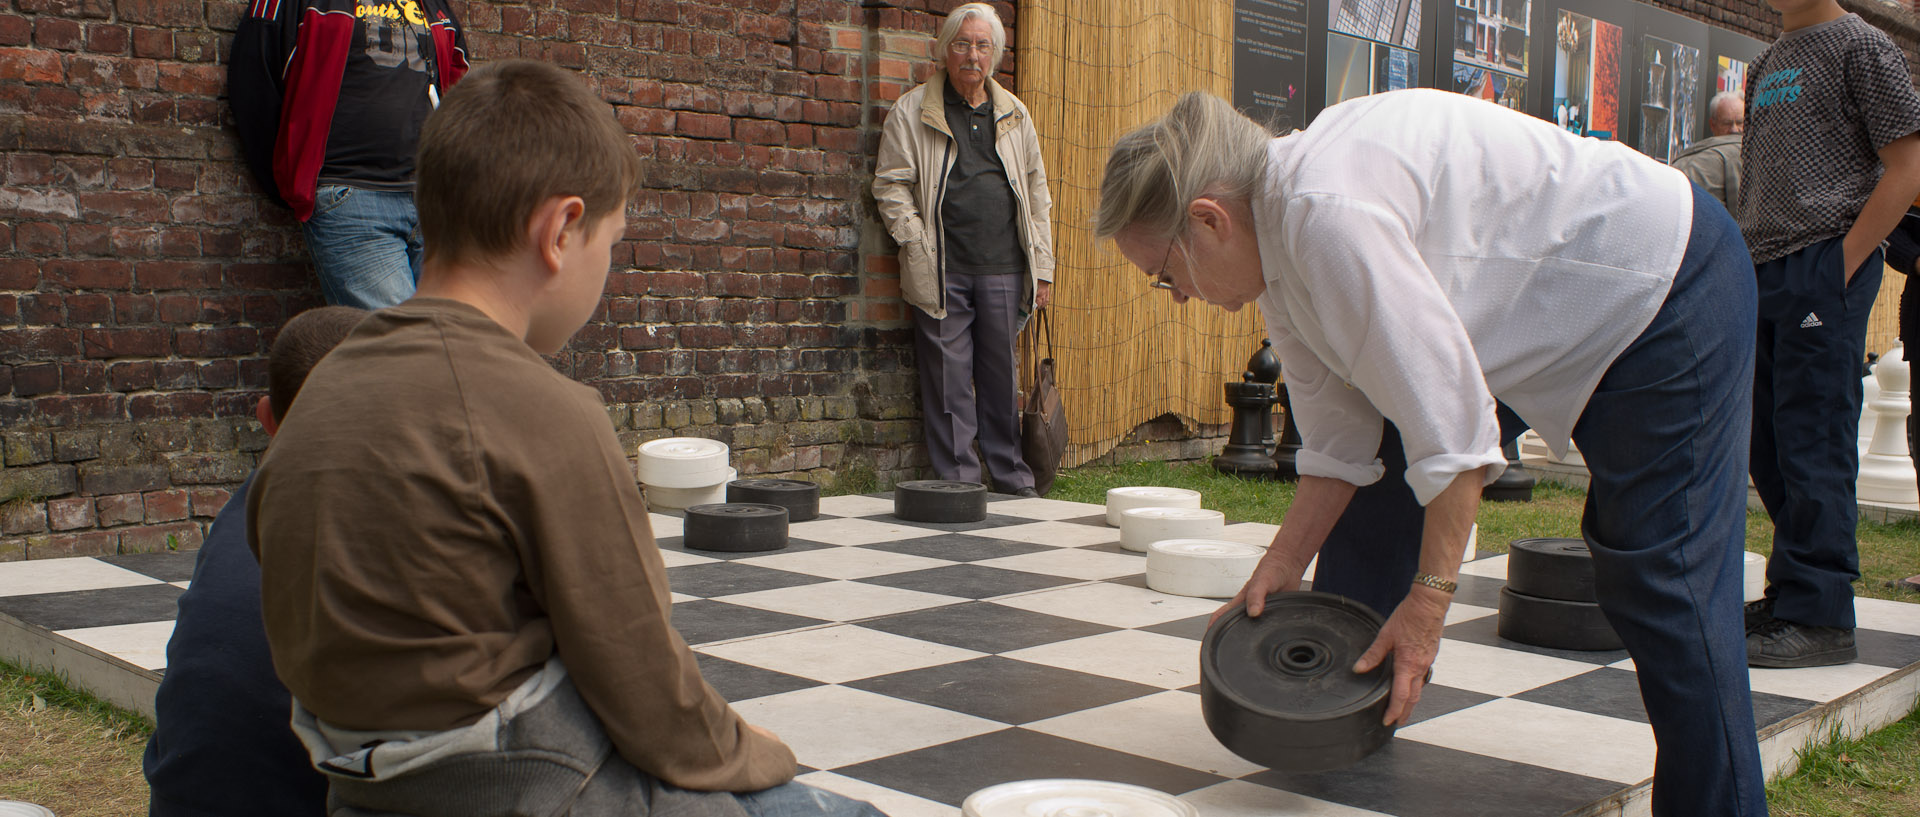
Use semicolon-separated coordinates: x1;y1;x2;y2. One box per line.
305;662;882;817
912;273;1034;491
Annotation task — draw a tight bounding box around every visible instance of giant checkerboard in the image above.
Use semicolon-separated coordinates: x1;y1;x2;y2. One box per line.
2;491;1918;817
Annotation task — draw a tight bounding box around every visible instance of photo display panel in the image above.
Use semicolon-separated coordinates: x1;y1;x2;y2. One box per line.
1327;0;1423;105
1629;6;1709;163
1235;0;1315;131
1549;6;1625;139
1449;0;1533;111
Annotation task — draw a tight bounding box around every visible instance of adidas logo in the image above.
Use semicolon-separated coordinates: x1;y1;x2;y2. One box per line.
1801;313;1824;329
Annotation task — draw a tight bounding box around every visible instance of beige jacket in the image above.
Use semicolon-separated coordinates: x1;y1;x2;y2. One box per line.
873;72;1056;319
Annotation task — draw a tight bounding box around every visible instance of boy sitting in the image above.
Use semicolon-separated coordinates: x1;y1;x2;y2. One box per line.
248;60;883;817
145;305;367;817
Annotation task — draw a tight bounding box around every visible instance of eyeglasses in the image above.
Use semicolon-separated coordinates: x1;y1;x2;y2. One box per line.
1149;240;1177;290
948;40;996;56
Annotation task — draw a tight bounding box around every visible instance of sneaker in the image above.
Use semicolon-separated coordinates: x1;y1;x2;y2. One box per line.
1747;618;1856;668
1743;598;1775;633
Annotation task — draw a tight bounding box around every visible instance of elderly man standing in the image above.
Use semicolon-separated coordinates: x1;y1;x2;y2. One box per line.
874;2;1056;497
1672;92;1747;208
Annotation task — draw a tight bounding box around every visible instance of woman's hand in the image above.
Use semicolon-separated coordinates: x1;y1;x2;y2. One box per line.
1353;584;1449;726
1210;547;1309;625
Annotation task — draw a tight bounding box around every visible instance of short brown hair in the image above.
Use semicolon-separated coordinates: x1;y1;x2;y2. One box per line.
415;60;644;266
267;306;368;422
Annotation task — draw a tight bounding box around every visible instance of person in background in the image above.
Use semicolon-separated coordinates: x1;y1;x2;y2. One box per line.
228;0;470;309
1672;92;1746;209
144;305;368;817
1740;0;1920;667
873;2;1056;497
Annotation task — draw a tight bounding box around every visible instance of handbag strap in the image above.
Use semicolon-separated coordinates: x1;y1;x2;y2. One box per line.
1036;306;1055;362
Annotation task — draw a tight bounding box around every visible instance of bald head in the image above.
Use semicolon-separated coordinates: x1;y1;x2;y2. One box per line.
1708;92;1744;136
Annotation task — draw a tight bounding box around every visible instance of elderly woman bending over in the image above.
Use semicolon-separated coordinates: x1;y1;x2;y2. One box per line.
872;2;1055;496
1097;90;1763;817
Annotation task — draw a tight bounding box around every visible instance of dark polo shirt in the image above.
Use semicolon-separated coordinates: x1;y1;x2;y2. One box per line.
940;82;1026;276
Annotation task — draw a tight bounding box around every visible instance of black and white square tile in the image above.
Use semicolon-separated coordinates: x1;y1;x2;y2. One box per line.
2;499;1916;817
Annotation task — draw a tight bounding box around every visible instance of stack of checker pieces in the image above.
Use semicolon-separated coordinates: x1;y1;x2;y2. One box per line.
1497;538;1623;651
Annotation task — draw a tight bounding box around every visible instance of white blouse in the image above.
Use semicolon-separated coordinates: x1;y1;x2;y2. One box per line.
1254;89;1694;505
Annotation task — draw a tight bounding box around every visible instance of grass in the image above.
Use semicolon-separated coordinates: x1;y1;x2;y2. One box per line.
1051;460;1920;602
1767;706;1920;817
0;459;1913;815
0;659;152;816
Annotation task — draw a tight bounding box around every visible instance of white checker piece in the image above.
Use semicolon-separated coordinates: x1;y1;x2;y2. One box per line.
1398;698;1657;784
0;559;161;597
990;581;1218;628
731;685;1001;770
712;580;963;621
1003;629;1201;689
698;624;983;684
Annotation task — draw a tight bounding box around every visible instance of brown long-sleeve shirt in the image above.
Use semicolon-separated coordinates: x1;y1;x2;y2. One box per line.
248;298;795;791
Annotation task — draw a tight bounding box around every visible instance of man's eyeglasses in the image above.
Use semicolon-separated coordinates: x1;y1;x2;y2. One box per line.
1149;240;1176;290
948;40;996;56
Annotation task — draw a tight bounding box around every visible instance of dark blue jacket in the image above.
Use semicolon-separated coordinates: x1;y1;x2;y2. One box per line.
144;475;327;817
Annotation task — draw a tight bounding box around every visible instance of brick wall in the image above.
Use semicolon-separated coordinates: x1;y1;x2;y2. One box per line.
0;0;1012;560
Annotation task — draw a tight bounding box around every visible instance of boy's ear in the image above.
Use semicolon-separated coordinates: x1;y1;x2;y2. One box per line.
256;395;280;437
531;195;590;275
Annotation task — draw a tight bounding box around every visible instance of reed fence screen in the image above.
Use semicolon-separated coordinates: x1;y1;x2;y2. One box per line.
1017;0;1269;467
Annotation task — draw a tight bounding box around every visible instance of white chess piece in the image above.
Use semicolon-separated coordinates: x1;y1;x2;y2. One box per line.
1857;344;1918;505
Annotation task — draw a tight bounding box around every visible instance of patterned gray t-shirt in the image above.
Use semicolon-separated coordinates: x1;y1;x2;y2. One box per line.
1740;14;1920;264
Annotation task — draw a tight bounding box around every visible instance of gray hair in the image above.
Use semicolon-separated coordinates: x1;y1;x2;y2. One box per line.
1095;92;1273;242
1708;91;1743;127
936;3;1007;71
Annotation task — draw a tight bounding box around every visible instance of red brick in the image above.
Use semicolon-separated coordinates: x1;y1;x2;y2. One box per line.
46;497;93;531
117;521;201;554
95;492;142;526
82;327;170;358
130;27;171;58
143;488;188;522
0;47;62;82
188;486;231;517
86;24;130;54
16;221;62;254
33;18;82;50
0;15;28;46
29;530;115;559
117;0;205;27
676;112;731;139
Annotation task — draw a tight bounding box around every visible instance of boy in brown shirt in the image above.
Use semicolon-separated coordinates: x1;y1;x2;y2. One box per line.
248;60;884;817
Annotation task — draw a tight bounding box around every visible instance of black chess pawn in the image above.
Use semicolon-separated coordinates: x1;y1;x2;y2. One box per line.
1482;438;1535;502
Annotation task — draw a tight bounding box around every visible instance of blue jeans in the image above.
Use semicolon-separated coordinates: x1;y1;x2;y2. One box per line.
1313;188;1766;817
1751;235;1883;629
735;782;887;817
301;185;423;309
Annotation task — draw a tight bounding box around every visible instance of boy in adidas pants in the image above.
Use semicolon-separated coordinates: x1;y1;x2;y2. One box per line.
1741;1;1920;667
